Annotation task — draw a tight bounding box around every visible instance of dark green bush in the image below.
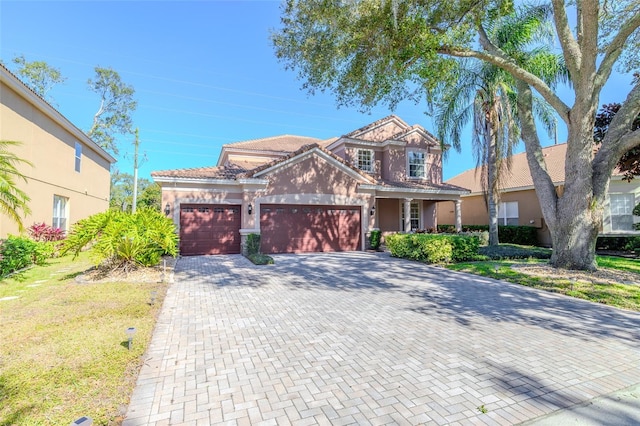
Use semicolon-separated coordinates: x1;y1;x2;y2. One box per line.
597;236;640;252
385;233;481;264
478;244;551;260
0;236;53;277
246;233;261;255
62;209;178;268
369;230;381;250
247;253;274;265
437;224;538;246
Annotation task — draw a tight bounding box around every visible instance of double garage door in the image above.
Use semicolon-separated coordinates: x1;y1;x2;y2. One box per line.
260;204;361;254
180;203;361;255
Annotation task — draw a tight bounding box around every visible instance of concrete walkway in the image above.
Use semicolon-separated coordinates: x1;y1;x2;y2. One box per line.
123;252;640;425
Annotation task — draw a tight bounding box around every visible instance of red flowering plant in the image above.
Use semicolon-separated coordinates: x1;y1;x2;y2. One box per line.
27;222;65;242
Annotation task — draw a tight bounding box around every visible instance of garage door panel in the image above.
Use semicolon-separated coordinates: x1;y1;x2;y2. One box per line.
260;204;360;254
180;204;241;255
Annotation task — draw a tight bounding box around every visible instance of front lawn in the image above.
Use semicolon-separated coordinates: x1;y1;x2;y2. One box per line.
0;253;168;425
447;254;640;312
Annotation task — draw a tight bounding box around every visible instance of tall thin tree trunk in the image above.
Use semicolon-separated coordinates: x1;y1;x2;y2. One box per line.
486;112;500;246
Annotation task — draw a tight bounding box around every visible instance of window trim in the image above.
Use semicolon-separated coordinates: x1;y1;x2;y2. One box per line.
356;148;374;173
407;150;427;179
609;193;636;232
52;195;69;231
498;201;519;226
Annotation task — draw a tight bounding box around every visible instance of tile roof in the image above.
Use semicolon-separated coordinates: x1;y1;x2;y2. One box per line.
240;143;377;183
222;135;332;153
151;163;247;179
445;144;568;193
343;114;409;138
376;179;470;193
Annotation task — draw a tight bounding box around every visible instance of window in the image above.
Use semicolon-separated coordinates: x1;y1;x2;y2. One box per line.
52;195;69;231
610;193;635;231
356;149;374;172
74;142;82;172
408;151;426;178
498;201;519;226
401;201;420;231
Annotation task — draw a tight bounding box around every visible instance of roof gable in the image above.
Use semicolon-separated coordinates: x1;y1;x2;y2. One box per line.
343;115;410;142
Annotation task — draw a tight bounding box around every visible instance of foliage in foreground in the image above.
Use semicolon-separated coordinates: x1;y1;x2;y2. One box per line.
244;233;274;265
0;253;167;425
479;244;552;260
386;233;482;264
62;209;178;269
0;236;54;278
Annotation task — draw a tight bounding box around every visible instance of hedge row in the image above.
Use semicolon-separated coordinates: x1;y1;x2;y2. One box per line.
437;225;538;246
385;233;482;264
0;236;55;278
596;236;640;252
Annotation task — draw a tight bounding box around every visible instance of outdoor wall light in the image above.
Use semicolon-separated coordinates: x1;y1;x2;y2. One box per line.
164;202;171;216
248;203;253;215
126;327;137;350
370;205;376;216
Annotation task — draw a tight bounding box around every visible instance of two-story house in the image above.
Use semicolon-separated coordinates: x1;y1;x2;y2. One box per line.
0;64;115;238
152;115;469;255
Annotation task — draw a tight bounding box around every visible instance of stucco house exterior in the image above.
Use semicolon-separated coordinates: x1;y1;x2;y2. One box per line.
152;115;469;255
0;64;115;238
438;143;640;246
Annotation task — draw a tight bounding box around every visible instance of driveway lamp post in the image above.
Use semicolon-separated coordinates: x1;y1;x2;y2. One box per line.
126;327;136;350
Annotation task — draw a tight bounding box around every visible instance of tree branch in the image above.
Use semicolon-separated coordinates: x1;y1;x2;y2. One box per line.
551;0;581;77
594;13;640;98
440;43;571;124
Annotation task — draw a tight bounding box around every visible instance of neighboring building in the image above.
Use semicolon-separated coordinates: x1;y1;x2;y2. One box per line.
152;115;469;255
438;143;640;246
0;64;115;238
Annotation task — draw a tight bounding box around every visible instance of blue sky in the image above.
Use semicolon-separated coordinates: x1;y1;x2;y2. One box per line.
1;1;636;182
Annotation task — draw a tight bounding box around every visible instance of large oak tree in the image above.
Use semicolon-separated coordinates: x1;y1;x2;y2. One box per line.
272;0;640;270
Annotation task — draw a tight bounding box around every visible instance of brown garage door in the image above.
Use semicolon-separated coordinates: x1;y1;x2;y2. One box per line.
180;204;241;255
260;204;361;254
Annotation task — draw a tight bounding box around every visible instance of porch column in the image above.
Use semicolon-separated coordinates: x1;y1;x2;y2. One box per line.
404;198;412;232
455;200;462;233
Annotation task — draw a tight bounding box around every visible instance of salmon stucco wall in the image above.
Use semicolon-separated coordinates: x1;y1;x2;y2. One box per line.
0;77;111;238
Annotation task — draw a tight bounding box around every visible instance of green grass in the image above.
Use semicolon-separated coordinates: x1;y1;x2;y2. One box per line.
448;256;640;312
0;252;169;425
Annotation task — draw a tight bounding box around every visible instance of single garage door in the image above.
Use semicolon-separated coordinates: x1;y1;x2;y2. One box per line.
180;204;241;255
260;204;361;254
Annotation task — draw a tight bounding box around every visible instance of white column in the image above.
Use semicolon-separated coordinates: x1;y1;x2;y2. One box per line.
404;198;412;233
455;200;462;233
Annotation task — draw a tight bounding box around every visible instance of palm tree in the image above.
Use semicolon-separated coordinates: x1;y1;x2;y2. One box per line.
0;141;32;231
435;4;564;245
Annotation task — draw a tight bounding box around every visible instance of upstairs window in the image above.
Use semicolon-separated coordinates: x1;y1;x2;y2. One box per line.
408;151;426;178
74;142;82;172
610;193;635;231
357;149;374;173
498;201;519;226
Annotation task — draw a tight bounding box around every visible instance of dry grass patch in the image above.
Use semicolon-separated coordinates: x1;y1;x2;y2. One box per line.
0;252;170;425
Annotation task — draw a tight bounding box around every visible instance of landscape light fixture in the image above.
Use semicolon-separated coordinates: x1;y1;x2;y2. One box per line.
150;290;158;305
70;417;93;426
248;204;253;215
126;327;136;350
164;203;171;216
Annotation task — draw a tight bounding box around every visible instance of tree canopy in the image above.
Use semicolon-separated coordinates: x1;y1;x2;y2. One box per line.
11;55;66;103
273;0;640;270
87;67;137;156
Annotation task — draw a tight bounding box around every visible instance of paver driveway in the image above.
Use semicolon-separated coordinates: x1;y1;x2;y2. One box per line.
124;252;640;425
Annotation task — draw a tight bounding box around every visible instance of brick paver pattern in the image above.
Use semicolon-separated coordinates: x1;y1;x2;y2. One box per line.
123;252;640;425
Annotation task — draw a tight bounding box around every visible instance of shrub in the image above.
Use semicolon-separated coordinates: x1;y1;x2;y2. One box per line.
437;224;539;246
247;253;275;265
27;222;65;242
479;244;552;260
385;233;481;264
597;236;640;252
0;236;52;277
369;230;381;250
62;209;178;269
245;233;261;255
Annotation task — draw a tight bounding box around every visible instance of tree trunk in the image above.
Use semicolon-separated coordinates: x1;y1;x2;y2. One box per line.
487;121;499;246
